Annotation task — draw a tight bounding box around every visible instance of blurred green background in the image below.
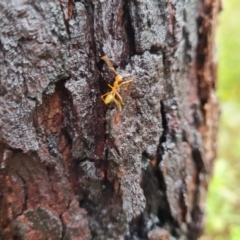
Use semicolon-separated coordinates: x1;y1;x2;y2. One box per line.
200;0;240;239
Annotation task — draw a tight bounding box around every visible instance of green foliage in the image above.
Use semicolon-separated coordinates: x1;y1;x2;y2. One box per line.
217;0;240;104
201;0;240;239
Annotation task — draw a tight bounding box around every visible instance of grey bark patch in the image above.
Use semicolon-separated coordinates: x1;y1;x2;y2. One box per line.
13;206;63;240
129;0;169;53
106;51;164;222
0;0;69;151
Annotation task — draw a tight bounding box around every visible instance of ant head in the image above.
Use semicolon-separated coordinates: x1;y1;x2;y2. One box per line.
115;75;123;82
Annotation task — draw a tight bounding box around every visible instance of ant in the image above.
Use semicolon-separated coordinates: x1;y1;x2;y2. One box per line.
100;55;133;112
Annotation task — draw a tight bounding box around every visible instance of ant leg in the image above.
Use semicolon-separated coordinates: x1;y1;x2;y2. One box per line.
118;79;133;87
121;74;131;78
115;91;124;105
107;84;114;89
101;91;112;102
101;55;118;75
109;88;123;105
112;97;122;112
101;84;114;102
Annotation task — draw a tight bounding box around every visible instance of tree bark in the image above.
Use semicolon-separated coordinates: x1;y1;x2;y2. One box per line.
0;0;220;239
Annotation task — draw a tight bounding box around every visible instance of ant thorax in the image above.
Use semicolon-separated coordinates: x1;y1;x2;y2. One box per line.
100;56;133;112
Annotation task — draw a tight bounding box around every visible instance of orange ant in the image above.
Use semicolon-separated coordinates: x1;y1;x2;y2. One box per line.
100;55;133;112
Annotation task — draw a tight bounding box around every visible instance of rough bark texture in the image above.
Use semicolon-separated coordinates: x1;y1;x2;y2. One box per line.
0;0;220;239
